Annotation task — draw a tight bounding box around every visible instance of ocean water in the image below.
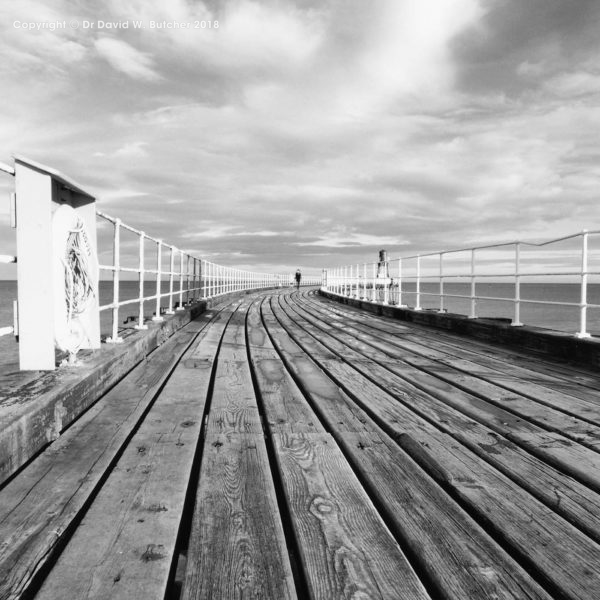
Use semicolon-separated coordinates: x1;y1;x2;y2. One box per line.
1;281;599;369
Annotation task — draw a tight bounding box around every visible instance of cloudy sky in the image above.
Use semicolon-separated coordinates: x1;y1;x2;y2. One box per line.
1;0;600;277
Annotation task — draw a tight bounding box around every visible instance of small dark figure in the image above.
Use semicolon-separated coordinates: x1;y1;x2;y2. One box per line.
295;269;301;289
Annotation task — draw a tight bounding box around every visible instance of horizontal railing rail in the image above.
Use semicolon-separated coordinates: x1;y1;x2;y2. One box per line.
321;230;600;338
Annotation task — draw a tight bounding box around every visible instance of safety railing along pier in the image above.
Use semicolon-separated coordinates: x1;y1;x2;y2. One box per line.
321;230;600;338
96;210;288;343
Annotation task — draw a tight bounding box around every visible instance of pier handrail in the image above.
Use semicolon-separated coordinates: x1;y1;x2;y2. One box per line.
321;230;600;338
96;210;290;343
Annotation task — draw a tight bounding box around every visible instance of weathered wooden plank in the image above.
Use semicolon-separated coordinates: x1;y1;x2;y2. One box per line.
206;297;263;435
282;295;600;492
272;432;430;600
181;433;296;600
300;293;600;419
250;346;325;434
335;431;552;600
277;294;600;544
304;291;600;396
0;311;221;600
304;301;600;434
262;300;375;433
0;301;208;485
206;350;263;434
279;297;600;599
398;430;600;600
32;299;241;600
247;300;324;434
35;430;199;600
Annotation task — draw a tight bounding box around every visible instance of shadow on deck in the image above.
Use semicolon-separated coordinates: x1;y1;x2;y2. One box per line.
1;288;600;599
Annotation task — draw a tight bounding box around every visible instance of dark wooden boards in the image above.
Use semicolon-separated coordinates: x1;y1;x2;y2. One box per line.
270;292;600;600
0;306;225;600
283;293;600;492
182;296;296;600
3;287;600;600
272;432;430;600
33;303;239;600
335;431;553;600
181;432;296;600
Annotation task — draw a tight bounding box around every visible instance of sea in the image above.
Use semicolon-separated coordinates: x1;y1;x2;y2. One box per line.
1;281;599;370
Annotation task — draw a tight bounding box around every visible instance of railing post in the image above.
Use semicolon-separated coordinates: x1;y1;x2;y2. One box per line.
177;250;184;310
438;253;445;313
469;248;477;319
153;240;163;321
576;230;591;338
383;264;389;305
186;254;190;305
415;256;422;310
371;262;376;302
512;242;522;326
106;218;123;343
167;245;175;314
202;260;207;298
135;232;147;329
192;257;197;303
361;263;366;299
398;257;405;307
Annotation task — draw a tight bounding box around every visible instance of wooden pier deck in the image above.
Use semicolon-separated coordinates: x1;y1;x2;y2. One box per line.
1;288;600;600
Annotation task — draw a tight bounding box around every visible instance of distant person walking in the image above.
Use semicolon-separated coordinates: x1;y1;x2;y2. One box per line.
295;269;302;289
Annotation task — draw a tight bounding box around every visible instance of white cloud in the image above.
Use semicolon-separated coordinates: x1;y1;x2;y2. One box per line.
114;141;148;158
94;37;161;81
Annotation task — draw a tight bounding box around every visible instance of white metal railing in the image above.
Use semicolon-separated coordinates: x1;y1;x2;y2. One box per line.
321;230;600;338
97;210;289;343
0;161;16;338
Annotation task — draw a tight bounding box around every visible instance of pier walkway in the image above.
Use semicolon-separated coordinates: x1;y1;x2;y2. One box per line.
1;288;600;599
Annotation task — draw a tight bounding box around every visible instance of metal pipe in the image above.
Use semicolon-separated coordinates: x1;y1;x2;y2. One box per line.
153;241;163;321
415;256;422;310
576;231;591;338
512;243;522;326
469;248;477;319
107;218;122;342
177;250;184;310
135;232;147;329
438;253;444;313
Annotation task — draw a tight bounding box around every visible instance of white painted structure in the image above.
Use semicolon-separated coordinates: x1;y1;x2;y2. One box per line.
14;156;100;370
